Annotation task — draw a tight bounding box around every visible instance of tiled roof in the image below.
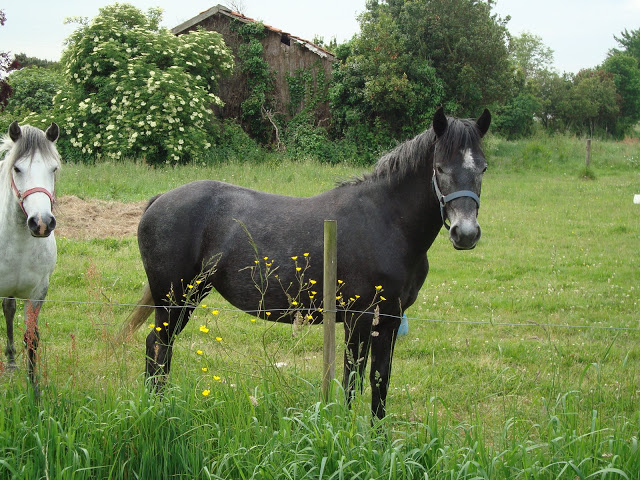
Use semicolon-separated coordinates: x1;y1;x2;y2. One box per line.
172;4;335;60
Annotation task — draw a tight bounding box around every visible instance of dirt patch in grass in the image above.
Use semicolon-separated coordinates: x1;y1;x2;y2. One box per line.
55;195;146;240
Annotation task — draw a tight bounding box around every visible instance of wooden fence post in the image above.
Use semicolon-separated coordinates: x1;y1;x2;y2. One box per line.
586;139;591;168
322;220;337;401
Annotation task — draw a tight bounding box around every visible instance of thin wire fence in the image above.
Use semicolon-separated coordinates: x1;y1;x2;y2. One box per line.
2;295;638;333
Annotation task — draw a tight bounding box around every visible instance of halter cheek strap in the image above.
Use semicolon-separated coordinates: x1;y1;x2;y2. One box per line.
432;169;480;231
11;175;56;218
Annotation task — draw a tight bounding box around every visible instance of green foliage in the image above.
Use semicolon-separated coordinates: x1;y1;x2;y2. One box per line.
5;66;64;116
12;53;60;70
329;0;513;157
233;20;276;145
603;52;640;135
394;0;513;116
493;92;541;139
329;10;444;160
286;64;328;119
509;32;555;83
614;27;640;65
23;3;233;165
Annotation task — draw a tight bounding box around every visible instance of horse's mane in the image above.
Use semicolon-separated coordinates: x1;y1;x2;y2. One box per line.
340;117;483;186
0;125;61;177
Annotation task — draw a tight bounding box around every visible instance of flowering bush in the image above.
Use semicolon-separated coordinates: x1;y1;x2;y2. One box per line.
24;4;233;164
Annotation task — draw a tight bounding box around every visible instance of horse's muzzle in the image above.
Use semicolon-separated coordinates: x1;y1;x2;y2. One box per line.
28;213;56;237
449;221;481;250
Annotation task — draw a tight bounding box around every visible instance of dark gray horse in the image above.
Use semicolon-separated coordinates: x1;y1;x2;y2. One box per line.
124;107;491;418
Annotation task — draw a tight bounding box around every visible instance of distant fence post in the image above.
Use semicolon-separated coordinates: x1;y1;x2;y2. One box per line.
322;220;337;401
586;139;592;168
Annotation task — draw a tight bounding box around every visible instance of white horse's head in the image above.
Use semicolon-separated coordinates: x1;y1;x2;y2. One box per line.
2;122;60;237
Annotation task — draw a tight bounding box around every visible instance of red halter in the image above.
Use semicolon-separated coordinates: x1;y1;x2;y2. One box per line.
10;174;55;218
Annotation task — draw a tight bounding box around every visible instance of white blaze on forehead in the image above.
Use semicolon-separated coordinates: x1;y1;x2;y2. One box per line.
462;148;475;170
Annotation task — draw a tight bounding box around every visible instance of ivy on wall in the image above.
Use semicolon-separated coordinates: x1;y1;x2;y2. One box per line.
233;20;276;145
286;62;328;121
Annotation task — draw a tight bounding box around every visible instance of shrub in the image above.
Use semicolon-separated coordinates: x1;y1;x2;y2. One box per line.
23;4;233;165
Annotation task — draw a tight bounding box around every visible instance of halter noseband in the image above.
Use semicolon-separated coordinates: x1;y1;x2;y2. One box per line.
11;174;55;218
432;168;480;231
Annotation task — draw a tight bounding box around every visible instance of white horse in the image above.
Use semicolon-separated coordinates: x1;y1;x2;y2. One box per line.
0;121;60;387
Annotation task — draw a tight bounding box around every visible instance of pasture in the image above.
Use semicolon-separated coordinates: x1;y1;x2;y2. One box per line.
1;133;639;478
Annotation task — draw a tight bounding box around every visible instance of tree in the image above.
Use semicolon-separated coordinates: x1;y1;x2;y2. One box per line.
0;9;19;111
330;0;511;156
509;32;554;83
569;69;619;136
614;28;640;65
330;6;444;158
24;3;234;164
393;0;513;116
493;93;540;139
5;67;64;116
603;52;640;135
528;70;573;131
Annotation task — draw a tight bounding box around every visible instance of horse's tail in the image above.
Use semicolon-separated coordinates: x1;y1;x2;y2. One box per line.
119;283;155;341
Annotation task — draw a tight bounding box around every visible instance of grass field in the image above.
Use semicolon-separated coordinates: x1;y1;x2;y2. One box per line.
1;133;639;479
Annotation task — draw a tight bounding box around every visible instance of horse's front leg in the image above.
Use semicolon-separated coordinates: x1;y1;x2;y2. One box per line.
24;299;44;388
369;317;401;419
343;317;372;408
2;297;17;370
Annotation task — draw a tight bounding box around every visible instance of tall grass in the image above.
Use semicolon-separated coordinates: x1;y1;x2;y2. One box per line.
1;133;639;479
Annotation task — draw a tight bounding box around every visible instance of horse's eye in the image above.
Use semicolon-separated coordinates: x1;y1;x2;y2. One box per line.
436;165;444;174
13;166;21;174
482;165;488;173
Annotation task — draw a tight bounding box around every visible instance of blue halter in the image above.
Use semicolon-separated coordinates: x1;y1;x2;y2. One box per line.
432;169;480;231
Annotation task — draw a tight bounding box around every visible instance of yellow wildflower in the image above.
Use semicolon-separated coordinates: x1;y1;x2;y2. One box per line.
375;285;383;291
291;256;298;260
196;350;203;355
211;310;219;315
202;389;211;396
199;325;209;333
216;336;222;342
303;252;309;257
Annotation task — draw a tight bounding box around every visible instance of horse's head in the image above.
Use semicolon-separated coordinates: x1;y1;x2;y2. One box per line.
432;107;491;250
5;121;60;237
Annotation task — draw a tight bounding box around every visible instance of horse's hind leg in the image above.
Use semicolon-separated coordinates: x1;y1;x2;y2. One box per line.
145;305;194;389
2;297;17;370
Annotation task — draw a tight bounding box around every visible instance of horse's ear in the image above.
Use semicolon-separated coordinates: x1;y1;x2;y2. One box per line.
9;121;21;142
476;109;491;137
433;107;448;137
46;122;59;142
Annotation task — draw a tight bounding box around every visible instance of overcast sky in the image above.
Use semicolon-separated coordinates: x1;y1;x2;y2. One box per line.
1;0;639;74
